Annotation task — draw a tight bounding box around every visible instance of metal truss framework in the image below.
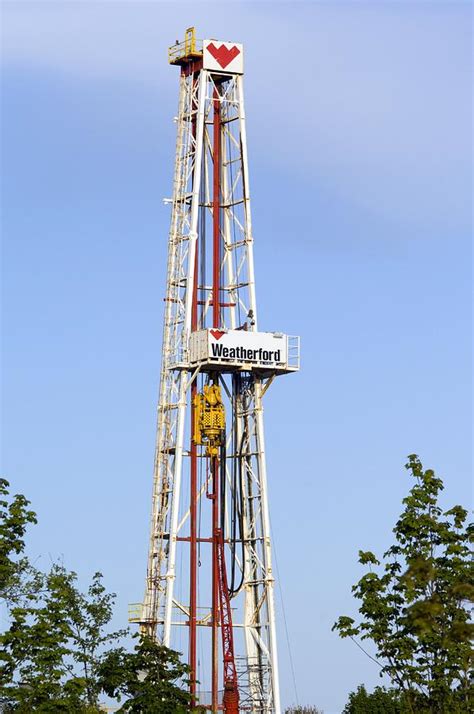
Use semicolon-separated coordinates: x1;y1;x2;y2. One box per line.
141;67;282;713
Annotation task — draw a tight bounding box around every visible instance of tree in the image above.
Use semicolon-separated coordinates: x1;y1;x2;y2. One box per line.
0;564;124;712
1;566;83;712
50;567;127;707
333;455;473;713
342;684;403;713
0;479;37;603
0;480;193;712
0;481;125;711
98;634;192;713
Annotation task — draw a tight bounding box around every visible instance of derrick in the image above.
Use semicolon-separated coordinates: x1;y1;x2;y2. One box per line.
130;27;300;713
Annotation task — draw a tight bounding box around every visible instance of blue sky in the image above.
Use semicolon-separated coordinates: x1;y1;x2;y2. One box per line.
1;1;472;712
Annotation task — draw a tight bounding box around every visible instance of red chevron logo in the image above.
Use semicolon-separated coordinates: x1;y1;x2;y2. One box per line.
210;329;225;340
207;42;240;69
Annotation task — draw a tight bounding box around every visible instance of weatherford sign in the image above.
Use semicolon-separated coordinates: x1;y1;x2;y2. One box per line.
189;329;297;372
203;40;244;74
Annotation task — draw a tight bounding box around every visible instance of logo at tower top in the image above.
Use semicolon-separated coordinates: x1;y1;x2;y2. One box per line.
203;40;244;75
207;43;240;69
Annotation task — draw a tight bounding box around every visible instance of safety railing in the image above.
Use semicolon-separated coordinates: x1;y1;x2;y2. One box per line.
128;602;143;623
168;27;203;65
287;335;301;370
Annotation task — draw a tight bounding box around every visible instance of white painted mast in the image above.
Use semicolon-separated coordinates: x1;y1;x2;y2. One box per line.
132;29;300;713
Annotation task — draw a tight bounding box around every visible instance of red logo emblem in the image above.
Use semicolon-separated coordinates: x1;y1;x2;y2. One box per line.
210;329;225;340
206;43;240;69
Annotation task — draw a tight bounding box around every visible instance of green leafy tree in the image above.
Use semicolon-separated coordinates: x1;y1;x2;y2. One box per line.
342;684;403;713
333;455;473;713
1;564;124;712
0;479;37;603
0;479;125;711
1;566;84;712
98;634;192;713
50;567;127;707
0;480;195;712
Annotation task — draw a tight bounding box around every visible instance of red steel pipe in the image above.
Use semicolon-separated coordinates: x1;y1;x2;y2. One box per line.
211;85;222;714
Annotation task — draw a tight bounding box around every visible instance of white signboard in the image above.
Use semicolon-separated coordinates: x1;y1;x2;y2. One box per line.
203;40;244;74
190;329;287;369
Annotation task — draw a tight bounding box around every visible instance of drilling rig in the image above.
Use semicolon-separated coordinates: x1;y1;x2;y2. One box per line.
130;28;300;713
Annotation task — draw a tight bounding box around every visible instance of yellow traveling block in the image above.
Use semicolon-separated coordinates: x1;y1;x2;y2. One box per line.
193;384;226;456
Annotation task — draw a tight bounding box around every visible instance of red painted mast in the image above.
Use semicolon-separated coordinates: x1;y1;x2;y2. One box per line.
212;80;239;714
211;84;221;714
216;529;239;712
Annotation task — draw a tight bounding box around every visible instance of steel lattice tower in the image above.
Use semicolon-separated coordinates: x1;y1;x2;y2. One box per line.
131;29;300;713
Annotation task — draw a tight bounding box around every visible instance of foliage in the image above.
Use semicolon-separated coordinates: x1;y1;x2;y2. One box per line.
98;634;192;713
0;563;124;712
0;478;37;603
51;567;128;707
342;684;404;713
0;479;193;712
285;707;323;713
333;455;474;713
0;480;127;711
